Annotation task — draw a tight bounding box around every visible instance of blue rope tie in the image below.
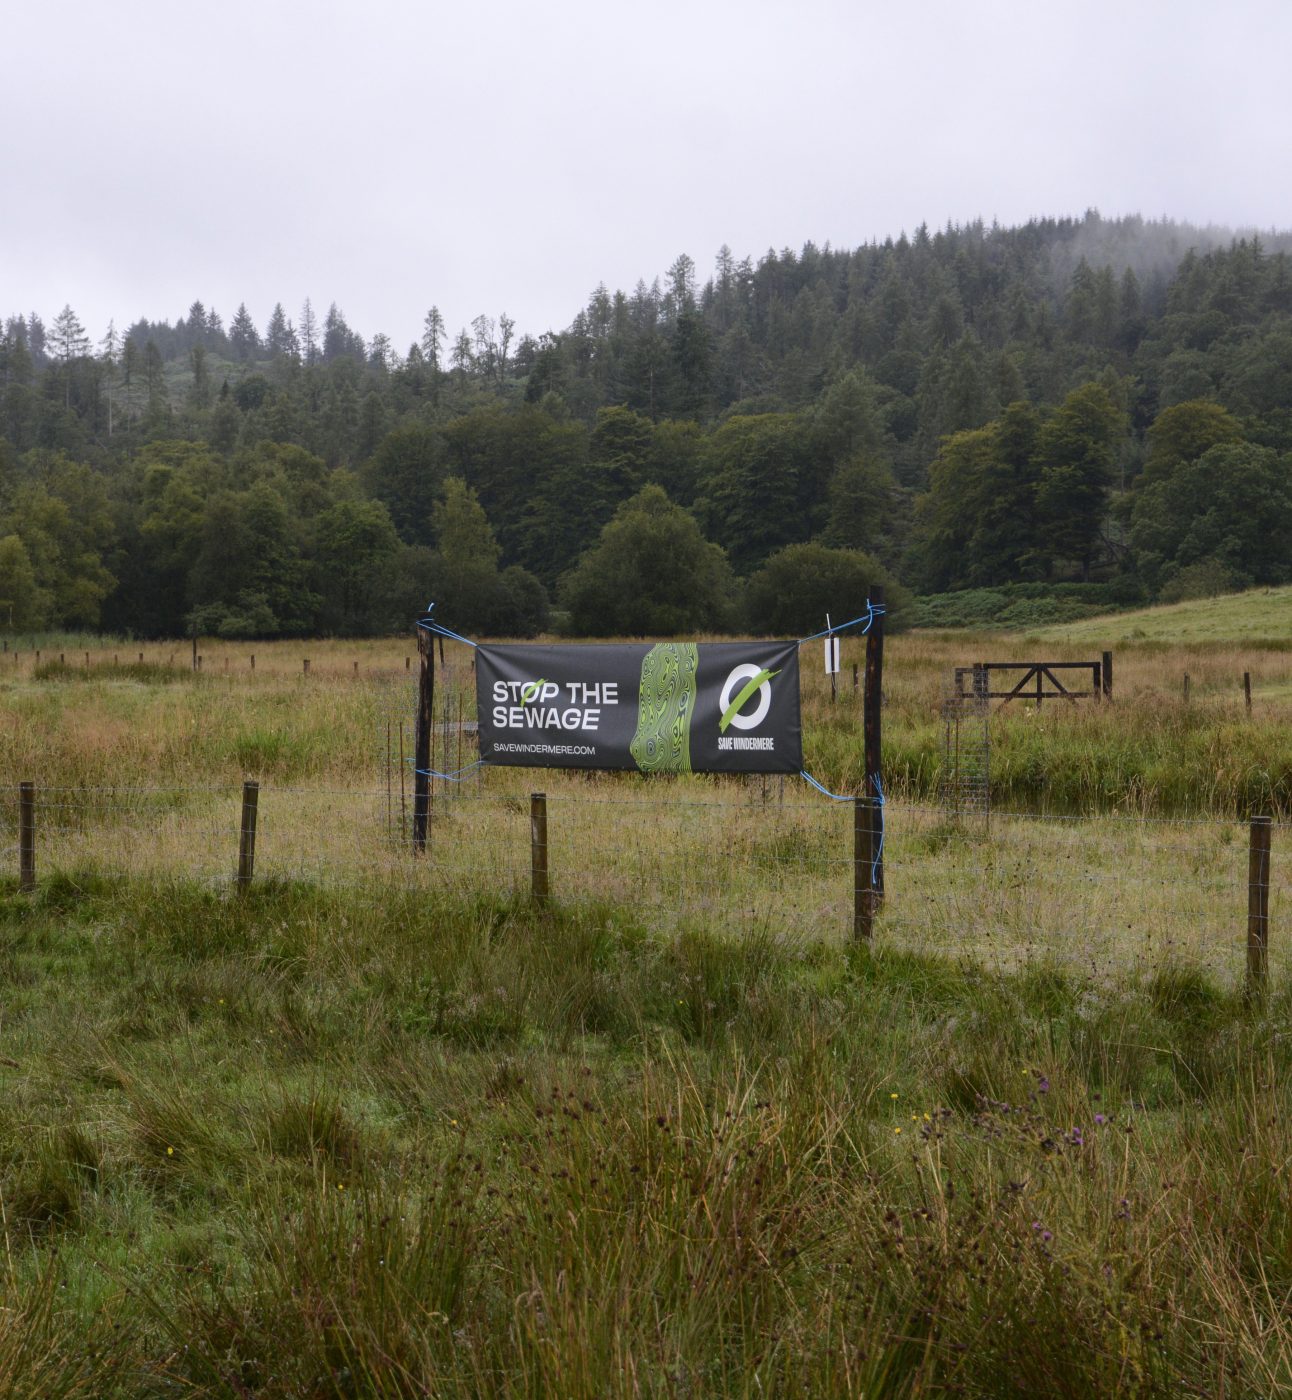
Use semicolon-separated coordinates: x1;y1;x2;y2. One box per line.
417;617;478;649
871;774;886;885
799;770;854;801
798;600;886;645
799;770;885;883
415;603;480;649
412;759;489;783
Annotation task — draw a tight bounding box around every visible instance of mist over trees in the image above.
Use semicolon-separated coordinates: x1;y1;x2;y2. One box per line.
2;210;1292;638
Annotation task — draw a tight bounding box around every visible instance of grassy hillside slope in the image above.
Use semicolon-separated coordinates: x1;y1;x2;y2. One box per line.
1026;585;1292;646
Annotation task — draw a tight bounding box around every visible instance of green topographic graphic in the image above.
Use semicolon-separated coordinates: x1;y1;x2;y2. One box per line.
629;643;698;774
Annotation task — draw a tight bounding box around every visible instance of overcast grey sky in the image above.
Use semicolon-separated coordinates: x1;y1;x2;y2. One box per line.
5;0;1291;352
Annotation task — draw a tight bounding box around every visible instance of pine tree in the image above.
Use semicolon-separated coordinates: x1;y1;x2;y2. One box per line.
229;303;260;361
421;306;445;372
299;298;319;365
49;304;90;363
265;304;299;360
185;301;208;349
49;305;90;409
99;321;121;436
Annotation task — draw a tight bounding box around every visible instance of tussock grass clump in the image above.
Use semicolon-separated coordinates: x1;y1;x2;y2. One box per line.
32;660;186;685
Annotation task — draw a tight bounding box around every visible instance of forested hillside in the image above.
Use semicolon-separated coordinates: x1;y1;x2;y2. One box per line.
2;210;1291;637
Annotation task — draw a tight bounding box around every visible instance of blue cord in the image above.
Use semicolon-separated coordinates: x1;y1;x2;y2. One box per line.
412;759;489;783
870;775;886;885
799;770;885;882
798;600;886;645
800;770;854;801
417;617;478;649
415;603;480;649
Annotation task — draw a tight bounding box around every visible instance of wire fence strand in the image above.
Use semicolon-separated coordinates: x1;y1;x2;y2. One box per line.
5;776;1281;989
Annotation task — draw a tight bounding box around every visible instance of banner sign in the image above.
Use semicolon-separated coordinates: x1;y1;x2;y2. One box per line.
477;641;802;775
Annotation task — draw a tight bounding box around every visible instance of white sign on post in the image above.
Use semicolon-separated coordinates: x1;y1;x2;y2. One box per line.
824;614;840;674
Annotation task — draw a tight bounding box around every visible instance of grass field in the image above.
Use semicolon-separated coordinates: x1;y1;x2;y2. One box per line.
1027;582;1292;645
1;621;1291;1395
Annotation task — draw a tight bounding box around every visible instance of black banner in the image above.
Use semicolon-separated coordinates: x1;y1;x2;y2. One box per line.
477;641;802;774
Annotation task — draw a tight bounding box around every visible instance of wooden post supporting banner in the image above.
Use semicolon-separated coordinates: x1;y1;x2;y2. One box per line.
237;780;259;889
1247;815;1271;995
412;619;434;853
18;781;35;893
863;585;885;903
1102;651;1113;699
531;792;549;902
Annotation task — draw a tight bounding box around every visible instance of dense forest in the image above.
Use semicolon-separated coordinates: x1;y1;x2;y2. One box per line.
2;210;1291;638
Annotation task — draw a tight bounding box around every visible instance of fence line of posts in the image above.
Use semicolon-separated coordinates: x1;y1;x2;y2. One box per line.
4;596;1281;996
8;643;1276;715
8;773;1278;997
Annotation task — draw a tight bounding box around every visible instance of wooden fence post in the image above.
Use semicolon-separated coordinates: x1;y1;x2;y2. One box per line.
1183;673;1190;702
19;781;35;893
1102;651;1113;699
412;619;434;853
1247;815;1271;995
531;792;548;903
237;781;259;889
303;658;310;676
1244;672;1252;714
863;585;885;901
